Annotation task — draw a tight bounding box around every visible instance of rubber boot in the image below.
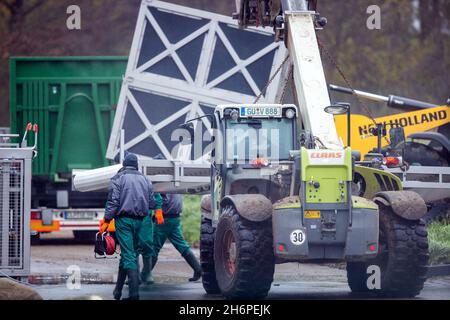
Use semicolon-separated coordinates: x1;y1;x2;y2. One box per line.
129;257;140;285
124;269;140;300
113;267;127;300
182;249;202;282
141;257;154;285
151;257;158;270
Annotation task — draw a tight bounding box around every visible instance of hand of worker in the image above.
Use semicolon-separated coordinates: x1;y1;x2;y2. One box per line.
155;209;164;225
99;220;110;233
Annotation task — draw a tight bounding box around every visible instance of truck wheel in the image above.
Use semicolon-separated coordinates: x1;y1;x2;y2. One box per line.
214;205;274;299
31;233;41;246
347;205;429;297
200;217;220;294
404;142;448;167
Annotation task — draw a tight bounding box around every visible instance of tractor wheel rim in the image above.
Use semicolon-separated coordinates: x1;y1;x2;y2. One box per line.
224;230;236;276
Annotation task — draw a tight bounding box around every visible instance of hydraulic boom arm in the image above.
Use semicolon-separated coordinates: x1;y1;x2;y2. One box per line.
329;84;439;110
236;0;342;149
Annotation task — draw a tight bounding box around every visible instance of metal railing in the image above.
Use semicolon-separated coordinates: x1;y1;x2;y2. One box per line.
388;166;450;203
0;160;24;269
0;125;36;277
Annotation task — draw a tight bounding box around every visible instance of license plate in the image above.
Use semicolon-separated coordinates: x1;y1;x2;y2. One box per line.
65;211;96;220
240;106;282;118
304;210;321;219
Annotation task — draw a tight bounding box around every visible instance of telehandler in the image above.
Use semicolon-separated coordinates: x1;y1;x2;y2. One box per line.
194;0;429;299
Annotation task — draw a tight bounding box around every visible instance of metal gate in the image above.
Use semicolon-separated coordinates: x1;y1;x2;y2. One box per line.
0;136;32;277
106;0;287;161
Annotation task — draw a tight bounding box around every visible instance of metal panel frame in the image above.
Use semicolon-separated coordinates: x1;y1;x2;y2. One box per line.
388;166;450;203
107;0;287;161
0;147;32;277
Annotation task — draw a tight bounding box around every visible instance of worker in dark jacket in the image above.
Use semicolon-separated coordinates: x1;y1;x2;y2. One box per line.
100;153;160;300
151;193;202;282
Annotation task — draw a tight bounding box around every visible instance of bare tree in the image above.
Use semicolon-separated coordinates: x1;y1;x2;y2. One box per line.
0;0;44;31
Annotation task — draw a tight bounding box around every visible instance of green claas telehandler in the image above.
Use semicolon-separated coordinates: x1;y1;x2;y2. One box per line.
194;0;429;299
196;103;428;299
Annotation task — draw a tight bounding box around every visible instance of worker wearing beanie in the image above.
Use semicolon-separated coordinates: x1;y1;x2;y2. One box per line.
100;153;160;300
151;193;202;282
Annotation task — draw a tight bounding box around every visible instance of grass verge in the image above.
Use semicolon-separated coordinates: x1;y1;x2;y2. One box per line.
181;195;202;247
428;222;450;265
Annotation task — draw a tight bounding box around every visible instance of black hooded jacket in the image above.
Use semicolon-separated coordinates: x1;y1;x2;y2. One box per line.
161;194;183;218
104;154;157;221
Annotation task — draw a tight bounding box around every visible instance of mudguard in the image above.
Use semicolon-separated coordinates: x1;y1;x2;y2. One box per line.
221;194;273;222
373;191;427;220
354;165;402;199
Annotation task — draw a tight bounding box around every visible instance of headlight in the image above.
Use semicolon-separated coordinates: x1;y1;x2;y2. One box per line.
285;108;295;119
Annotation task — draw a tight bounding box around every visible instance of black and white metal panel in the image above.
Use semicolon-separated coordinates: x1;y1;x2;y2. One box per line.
106;0;286;161
0;148;32;277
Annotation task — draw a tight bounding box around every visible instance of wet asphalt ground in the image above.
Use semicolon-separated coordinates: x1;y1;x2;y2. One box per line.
34;278;450;300
30;231;450;300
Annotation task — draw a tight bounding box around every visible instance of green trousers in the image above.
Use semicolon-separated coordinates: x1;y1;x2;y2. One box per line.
152;217;190;259
137;193;162;259
138;214;154;259
114;216;143;270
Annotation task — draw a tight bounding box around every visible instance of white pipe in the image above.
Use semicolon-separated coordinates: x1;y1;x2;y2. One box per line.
72;164;122;192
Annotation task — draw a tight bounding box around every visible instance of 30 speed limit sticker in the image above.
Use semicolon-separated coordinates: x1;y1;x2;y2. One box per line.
290;229;305;245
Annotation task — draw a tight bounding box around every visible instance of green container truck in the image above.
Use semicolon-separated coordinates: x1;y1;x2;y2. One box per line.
9;56;127;241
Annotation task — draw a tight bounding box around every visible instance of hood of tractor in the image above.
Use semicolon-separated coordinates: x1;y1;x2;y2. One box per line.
272;147;379;261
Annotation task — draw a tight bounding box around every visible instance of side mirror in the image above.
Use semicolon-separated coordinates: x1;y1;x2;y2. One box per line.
369;123;387;154
351;150;361;162
389;127;406;149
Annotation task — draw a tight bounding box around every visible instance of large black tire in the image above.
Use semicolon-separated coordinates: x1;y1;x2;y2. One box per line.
347;205;429;297
200;217;220;294
404;142;448;167
214;206;274;299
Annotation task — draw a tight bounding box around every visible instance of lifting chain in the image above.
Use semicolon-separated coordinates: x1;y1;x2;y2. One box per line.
316;36;390;145
254;54;290;103
282;63;294;103
253;32;390;146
